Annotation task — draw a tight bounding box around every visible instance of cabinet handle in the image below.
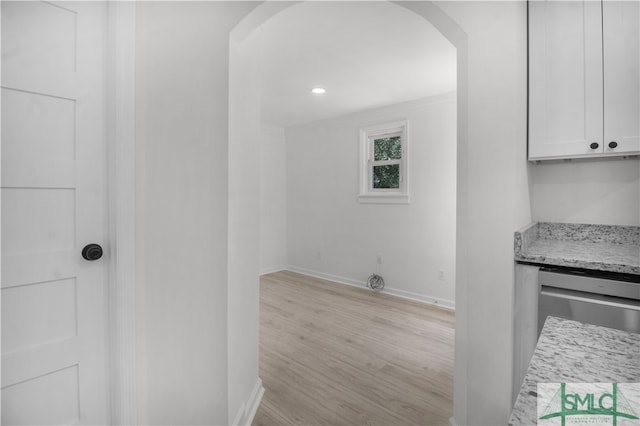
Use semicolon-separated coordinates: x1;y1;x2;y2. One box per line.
608;141;618;149
590;142;599;150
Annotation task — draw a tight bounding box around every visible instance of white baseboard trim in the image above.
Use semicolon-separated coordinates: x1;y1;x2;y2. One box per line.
285;266;455;311
260;265;287;276
231;379;265;426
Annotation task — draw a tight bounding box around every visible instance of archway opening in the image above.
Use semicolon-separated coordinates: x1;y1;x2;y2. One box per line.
229;1;468;423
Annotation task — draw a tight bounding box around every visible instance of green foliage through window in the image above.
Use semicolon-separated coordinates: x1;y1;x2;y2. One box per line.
373;164;400;189
373;136;402;161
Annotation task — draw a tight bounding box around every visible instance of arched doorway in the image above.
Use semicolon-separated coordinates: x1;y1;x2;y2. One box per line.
228;1;469;424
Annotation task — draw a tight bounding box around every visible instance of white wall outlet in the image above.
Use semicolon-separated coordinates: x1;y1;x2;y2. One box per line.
376;254;383;265
438;269;445;281
316;251;322;260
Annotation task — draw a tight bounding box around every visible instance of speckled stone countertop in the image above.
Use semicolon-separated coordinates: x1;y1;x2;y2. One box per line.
515;222;640;275
509;316;640;425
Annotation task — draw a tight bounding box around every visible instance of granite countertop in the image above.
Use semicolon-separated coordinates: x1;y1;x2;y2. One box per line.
515;222;640;275
509;316;640;425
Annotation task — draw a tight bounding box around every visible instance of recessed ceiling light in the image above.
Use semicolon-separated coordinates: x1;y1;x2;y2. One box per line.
311;87;326;95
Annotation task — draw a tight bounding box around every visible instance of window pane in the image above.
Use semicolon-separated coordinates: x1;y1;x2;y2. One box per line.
373;136;401;161
372;164;400;189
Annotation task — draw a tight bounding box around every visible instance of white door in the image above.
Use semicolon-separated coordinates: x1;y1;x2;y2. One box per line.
528;0;604;159
1;2;110;424
603;0;640;154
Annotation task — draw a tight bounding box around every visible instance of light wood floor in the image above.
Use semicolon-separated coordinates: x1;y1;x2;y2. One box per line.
252;270;455;426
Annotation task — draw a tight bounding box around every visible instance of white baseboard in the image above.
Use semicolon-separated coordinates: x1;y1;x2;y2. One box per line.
285;266;455;310
231;379;265;426
259;265;287;276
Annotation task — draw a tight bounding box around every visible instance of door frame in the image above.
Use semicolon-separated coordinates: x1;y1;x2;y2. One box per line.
106;2;137;424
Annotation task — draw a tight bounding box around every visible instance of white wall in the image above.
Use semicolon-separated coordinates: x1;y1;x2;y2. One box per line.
135;2;257;424
285;94;457;307
530;158;640;226
228;29;263;425
259;125;288;274
429;2;530;424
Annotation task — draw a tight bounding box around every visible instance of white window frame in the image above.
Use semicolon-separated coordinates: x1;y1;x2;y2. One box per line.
358;120;410;204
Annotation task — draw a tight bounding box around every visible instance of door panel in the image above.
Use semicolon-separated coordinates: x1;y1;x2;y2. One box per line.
2;278;77;354
1;2;109;424
1;1;77;89
2;365;81;426
2;188;76;254
1;88;76;160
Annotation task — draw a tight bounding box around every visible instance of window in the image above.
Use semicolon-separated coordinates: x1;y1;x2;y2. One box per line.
358;120;409;204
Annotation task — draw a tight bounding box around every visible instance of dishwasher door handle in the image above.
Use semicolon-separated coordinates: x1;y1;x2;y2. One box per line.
541;286;640;311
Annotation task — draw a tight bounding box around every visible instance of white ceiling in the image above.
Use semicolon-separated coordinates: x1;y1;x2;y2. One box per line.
259;1;457;128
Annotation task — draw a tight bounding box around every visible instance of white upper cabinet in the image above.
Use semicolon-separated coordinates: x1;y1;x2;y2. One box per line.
603;0;640;155
529;0;639;161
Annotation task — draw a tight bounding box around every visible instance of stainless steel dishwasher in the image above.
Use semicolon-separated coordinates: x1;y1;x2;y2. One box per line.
538;268;640;334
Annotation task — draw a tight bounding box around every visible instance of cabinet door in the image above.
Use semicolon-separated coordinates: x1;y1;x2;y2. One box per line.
603;0;640;155
529;0;603;160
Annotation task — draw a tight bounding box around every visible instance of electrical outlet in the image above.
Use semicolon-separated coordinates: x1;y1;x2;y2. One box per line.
316;251;322;260
438;269;445;281
377;254;383;265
